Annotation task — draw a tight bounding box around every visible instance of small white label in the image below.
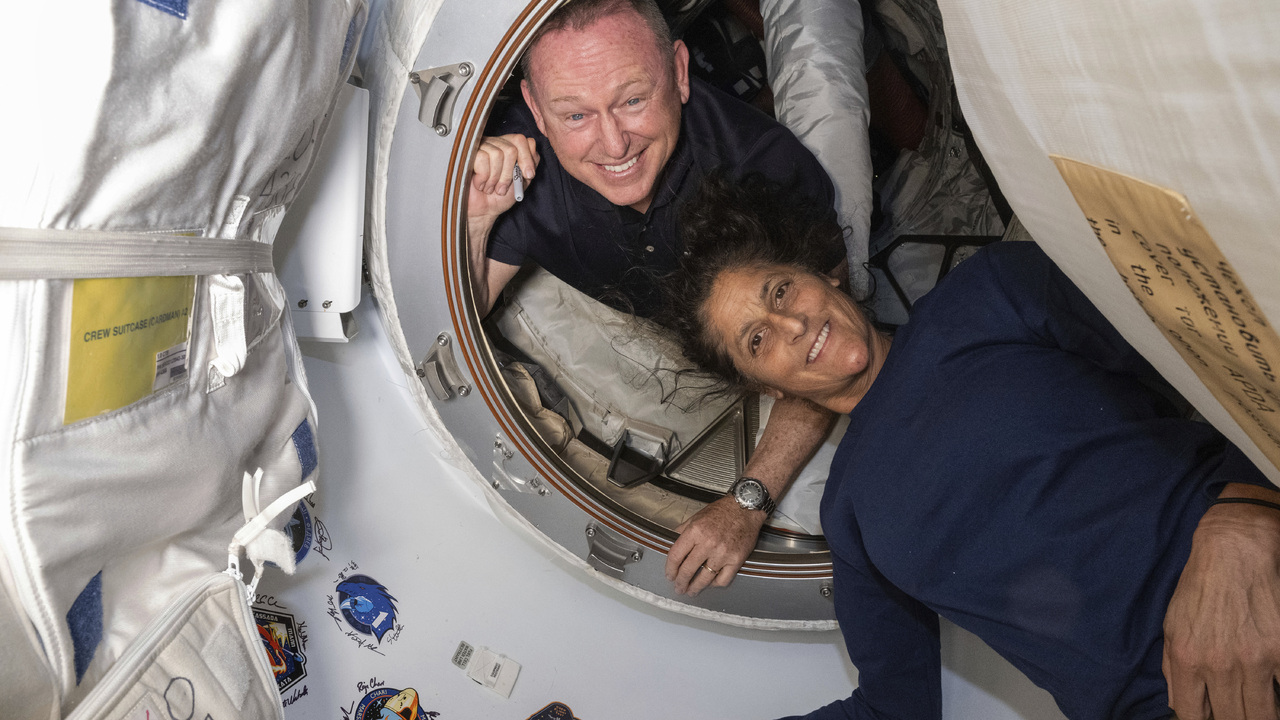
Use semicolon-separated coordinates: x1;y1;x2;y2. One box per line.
456;643;520;698
152;342;188;391
451;641;474;669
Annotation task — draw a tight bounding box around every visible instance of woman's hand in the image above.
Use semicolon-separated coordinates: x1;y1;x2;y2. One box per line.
665;496;765;596
1163;485;1280;720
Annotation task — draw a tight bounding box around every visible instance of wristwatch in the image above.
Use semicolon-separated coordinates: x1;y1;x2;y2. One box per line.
729;476;776;515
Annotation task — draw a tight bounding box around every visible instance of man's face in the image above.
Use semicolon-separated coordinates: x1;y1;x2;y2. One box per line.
521;9;690;213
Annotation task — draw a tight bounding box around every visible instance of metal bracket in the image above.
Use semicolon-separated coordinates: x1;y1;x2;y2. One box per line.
491;436;550;496
584;523;643;579
417;332;471;401
409;62;474;137
606;421;672;489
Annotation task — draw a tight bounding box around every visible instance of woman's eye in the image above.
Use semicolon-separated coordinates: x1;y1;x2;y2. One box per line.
750;332;763;355
774;283;789;307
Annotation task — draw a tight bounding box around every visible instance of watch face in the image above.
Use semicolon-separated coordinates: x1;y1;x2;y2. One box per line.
735;479;765;508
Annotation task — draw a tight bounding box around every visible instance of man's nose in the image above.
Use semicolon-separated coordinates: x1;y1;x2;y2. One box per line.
599;113;628;158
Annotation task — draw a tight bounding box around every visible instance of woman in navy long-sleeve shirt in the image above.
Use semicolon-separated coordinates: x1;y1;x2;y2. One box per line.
660;175;1280;719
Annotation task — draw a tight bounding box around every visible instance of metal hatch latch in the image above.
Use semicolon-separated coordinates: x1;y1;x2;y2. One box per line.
606;421;672;489
409;62;474;137
584;523;643;579
418;332;470;401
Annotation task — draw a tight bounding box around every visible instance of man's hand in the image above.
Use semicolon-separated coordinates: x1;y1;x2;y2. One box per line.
468;133;539;229
1164;484;1280;720
665;496;765;596
467;134;538;314
663;396;835;597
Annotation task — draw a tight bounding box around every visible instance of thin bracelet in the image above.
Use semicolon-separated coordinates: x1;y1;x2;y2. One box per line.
1211;496;1280;513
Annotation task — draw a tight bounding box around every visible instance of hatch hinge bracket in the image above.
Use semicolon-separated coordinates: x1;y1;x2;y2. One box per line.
417;332;470;401
584;523;643;579
490;436;549;496
409;62;474;137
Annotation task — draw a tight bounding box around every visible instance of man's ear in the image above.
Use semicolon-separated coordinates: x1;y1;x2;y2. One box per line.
759;386;785;400
672;39;691;104
521;79;549;136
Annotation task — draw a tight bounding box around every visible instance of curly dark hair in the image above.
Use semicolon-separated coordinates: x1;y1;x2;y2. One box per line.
661;171;850;396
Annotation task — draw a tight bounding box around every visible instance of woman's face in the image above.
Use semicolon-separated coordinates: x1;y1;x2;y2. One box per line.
704;263;885;412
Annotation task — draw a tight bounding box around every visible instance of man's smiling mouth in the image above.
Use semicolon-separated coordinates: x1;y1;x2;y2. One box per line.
808;321;830;363
602;155;640;173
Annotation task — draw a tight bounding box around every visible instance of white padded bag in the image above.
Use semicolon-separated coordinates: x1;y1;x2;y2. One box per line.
0;0;367;716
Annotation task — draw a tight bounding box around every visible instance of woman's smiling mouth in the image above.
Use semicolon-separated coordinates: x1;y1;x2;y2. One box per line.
808;321;830;363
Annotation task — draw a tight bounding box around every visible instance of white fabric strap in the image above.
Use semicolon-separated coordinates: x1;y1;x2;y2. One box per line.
230;478;317;556
208;275;249;383
0;227;274;280
226;475;316;598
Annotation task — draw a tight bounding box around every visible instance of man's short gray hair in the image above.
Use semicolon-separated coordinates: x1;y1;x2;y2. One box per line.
520;0;675;85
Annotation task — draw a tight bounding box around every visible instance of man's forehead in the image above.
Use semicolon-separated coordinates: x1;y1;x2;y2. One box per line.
525;9;668;89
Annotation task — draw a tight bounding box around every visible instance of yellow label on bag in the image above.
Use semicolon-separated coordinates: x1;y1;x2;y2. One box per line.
1052;156;1280;471
65;276;197;424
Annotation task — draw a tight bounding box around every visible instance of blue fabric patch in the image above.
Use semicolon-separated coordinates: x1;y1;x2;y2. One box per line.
67;572;104;684
292;419;318;480
339;15;359;71
135;0;188;20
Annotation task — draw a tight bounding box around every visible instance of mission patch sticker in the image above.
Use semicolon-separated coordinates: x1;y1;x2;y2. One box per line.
526;702;580;720
254;608;307;692
342;683;440;720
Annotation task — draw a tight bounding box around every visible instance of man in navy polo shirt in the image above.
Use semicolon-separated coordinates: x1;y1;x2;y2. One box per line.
466;0;844;599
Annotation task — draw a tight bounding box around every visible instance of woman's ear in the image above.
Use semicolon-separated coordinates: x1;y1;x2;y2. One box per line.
760;386;785;400
823;258;849;288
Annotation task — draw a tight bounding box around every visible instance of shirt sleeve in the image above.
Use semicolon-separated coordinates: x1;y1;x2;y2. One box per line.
778;530;943;719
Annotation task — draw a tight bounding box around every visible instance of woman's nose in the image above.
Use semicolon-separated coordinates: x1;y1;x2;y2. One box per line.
776;312;806;342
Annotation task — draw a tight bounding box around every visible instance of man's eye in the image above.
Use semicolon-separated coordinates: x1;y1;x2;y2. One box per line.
626;97;641;106
750;332;763;355
568;113;584;121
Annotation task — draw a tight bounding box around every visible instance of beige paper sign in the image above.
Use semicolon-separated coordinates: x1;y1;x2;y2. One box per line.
1052;156;1280;471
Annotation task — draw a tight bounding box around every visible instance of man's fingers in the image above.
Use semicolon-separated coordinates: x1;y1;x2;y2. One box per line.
665;533;694;582
517;136;539;181
673;552;708;594
711;559;741;589
686;561;721;596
